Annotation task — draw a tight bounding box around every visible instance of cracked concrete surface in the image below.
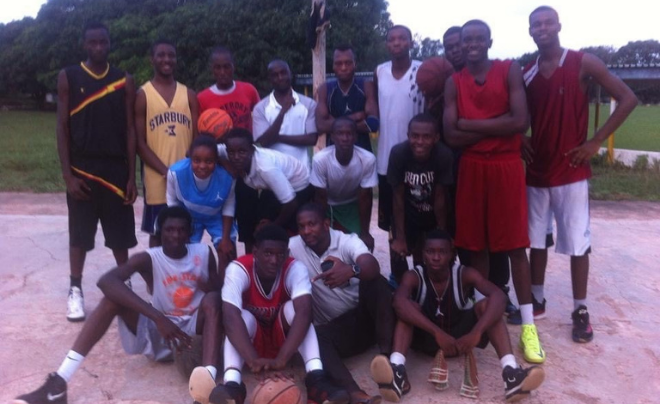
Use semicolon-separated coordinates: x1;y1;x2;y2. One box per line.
1;193;659;403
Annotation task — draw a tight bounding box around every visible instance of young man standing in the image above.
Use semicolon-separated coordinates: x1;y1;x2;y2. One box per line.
136;40;198;247
290;203;394;404
316;45;378;152
253;59;318;168
523;6;637;342
444;20;545;364
388;113;453;285
13;207;223;404
211;224;348;404
442;26;465;72
56;22;138;322
310;118;378;250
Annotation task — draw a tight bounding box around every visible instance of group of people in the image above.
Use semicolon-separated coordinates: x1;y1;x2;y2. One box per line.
14;4;638;404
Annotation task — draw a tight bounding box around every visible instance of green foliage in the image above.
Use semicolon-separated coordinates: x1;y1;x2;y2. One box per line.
589;104;660;152
411;35;444;60
590;152;660;201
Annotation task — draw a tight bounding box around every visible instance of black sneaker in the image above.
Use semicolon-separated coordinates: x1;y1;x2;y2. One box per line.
502;365;545;402
305;369;350;404
571;305;594;343
370;355;410;403
507;296;546;325
13;372;67;404
208;381;246;404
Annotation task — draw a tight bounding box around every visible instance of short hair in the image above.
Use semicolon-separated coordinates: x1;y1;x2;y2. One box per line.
331;116;357;133
223;128;254;146
210;46;233;62
334;45;355;59
189;134;219;159
529;5;559;23
155;206;192;239
387;25;413;41
267;59;290;72
150;39;176;56
254;224;290;246
424;229;453;245
443;26;462;41
82;22;109;39
462;19;491;39
297;202;327;221
408;112;439;132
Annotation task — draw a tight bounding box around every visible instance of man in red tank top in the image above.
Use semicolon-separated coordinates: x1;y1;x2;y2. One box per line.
523;6;637;344
444;19;545;365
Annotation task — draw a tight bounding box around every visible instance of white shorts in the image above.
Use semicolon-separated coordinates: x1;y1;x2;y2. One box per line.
117;310;199;362
527;180;591;256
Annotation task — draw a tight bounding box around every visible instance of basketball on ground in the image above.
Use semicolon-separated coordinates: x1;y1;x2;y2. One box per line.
416;57;454;98
198;108;233;140
251;377;303;404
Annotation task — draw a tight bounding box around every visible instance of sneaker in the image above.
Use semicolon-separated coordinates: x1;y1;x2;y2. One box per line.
208;381;246;404
305;369;350;404
125;277;132;290
519;324;546;364
502;365;545;402
189;366;216;404
66;287;85;322
459;351;479;399
427;349;448;390
571;305;594;343
370;355;410;403
12;372;67;404
501;286;518;317
507;297;546;325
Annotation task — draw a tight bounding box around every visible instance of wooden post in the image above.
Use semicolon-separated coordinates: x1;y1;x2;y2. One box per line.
607;97;617;164
312;0;327;152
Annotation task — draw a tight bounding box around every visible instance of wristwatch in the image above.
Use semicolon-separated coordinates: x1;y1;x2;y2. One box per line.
351;264;361;278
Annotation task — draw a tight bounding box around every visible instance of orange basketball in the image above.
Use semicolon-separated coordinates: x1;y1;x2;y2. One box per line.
416;57;454;98
173;286;194;308
251;378;303;404
198;108;233;140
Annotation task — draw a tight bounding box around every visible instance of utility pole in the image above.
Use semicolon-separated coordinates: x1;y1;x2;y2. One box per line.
311;0;329;150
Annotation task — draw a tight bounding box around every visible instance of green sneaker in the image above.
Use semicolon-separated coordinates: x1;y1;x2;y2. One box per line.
519;324;546;364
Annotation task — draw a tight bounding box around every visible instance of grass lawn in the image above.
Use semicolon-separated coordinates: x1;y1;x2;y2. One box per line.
589;103;660;152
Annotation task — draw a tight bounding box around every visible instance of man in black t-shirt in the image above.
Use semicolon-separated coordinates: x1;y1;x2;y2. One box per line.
387;113;453;285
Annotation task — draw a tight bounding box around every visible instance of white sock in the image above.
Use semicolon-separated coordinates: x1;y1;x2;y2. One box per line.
205;365;217;380
282;301;323;372
531;285;544;302
223;368;242;384
390;352;406;366
520;303;534;325
222;310;256;385
56;350;85;382
500;354;517;370
574;299;587;310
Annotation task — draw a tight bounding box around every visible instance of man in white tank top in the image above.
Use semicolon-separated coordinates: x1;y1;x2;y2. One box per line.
13;207;223;404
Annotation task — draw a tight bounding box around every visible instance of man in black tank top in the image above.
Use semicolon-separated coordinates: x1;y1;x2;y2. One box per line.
369;230;545;402
56;22;138;323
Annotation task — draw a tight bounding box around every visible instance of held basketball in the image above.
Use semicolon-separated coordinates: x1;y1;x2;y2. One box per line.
198;108;233;140
416;57;455;98
251;377;303;404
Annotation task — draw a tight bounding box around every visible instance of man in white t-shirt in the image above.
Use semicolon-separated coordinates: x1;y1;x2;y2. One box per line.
289;203;394;404
252;59;318;168
310;117;378;251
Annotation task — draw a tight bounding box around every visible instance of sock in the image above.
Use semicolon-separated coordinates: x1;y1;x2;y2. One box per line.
305;358;323;373
520;303;534;325
574;299;587;310
56;350;85;382
281;301;323;372
531;285;544;302
205;365;217;380
223;368;241;384
390;352;406;366
70;276;82;289
500;354;517;370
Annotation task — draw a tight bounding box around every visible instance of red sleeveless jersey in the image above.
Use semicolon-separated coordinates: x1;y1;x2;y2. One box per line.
234;254;294;329
453;59;522;155
523;50;591;187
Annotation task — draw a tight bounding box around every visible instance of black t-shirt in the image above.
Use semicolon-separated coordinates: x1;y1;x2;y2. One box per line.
387;140;454;226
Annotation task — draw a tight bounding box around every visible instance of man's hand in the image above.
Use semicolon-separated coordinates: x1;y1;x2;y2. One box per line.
521;135;534;165
280;93;296;114
312;256;353;288
391;238;408;258
566;138;601;167
247;357;286;374
359;232;375;253
64;175;92;201
155;315;192;350
124;179;137;205
456;331;481;354
219;238;236;261
434;330;458;357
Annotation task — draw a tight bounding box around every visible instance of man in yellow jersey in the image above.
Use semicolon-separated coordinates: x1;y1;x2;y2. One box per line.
56;22;138;322
136;39;199;247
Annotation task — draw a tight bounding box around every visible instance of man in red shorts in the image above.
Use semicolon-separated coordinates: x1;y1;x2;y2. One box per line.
444;19;545;364
522;6;637;343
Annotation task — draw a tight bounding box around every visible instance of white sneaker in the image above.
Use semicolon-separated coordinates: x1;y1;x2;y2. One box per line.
66;287;85;322
125;277;132;290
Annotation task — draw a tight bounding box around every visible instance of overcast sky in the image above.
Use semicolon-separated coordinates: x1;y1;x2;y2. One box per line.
2;0;659;59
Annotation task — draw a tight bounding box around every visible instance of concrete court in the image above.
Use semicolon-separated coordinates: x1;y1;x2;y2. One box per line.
1;192;659;404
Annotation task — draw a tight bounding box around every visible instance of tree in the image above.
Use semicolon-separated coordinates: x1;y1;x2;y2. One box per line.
580;46;616;64
517;51;539;67
614;40;660;65
411;35;443;60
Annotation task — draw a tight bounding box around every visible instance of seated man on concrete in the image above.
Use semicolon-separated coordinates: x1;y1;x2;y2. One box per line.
370;230;544;403
290;203;394;404
13;206;223;404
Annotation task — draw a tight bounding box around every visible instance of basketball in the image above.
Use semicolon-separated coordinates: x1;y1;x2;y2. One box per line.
416;57;454;98
198;108;233;140
251;377;303;404
173;335;203;379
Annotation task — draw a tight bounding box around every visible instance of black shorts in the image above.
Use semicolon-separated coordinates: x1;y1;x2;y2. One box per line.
67;161;137;251
235;178;260;243
377;175;393;231
411;309;489;356
141;202;167;235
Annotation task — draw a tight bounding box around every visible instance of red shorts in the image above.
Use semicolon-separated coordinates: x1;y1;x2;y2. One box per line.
252;308;287;359
455;153;529;252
